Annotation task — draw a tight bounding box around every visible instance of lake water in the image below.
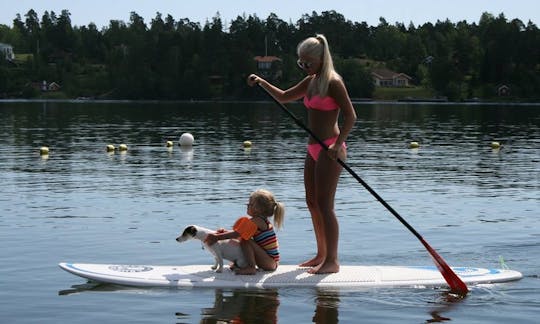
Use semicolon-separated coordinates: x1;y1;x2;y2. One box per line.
0;100;538;323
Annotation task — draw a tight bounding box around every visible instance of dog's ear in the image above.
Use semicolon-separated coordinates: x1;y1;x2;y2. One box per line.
186;225;197;236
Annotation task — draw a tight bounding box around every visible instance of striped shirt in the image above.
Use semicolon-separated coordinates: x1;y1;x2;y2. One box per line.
253;219;280;262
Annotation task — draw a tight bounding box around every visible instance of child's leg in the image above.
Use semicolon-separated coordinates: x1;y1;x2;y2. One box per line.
236;239;257;275
235;240;277;275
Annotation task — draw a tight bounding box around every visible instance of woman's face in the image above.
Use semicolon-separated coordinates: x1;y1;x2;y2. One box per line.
297;53;321;75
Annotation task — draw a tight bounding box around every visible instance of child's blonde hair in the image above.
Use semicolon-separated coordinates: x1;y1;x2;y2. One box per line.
296;34;341;97
250;189;284;229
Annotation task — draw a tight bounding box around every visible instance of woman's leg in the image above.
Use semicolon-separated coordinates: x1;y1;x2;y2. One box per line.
308;147;345;274
299;153;326;267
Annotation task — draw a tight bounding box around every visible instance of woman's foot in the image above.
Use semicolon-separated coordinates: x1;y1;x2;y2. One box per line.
299;256;324;267
307;261;339;274
234;267;257;275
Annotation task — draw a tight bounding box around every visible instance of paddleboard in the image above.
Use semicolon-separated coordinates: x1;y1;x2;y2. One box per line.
59;262;522;289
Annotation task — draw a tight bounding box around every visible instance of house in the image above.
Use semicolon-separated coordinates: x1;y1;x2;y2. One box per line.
253;56;282;81
498;85;510;96
47;82;61;91
371;68;412;87
28;81;62;92
0;43;15;61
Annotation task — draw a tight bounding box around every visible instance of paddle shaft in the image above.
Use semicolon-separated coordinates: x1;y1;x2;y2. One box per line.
256;82;468;294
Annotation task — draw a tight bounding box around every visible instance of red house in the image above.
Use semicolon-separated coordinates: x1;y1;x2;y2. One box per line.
253;56;282;81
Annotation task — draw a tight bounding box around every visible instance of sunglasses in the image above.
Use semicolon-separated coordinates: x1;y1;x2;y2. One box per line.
297;59;314;69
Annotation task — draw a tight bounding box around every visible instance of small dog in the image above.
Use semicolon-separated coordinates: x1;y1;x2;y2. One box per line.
176;225;247;273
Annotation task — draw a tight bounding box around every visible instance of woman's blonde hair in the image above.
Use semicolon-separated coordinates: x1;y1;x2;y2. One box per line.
296;34;340;97
250;189;284;229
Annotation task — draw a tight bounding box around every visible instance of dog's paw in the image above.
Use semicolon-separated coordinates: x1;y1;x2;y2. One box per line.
215;268;223;273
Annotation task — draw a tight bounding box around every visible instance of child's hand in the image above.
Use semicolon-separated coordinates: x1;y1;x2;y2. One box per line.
216;228;226;233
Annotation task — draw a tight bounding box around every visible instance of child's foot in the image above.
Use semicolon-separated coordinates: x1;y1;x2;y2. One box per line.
235;267;257;275
307;261;339;274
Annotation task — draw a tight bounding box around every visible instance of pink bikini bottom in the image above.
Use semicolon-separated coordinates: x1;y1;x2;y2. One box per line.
307;136;346;161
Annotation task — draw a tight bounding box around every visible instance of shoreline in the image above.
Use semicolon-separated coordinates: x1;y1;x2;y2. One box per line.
1;98;539;106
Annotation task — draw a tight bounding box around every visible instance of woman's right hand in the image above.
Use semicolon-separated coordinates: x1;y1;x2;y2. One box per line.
247;74;260;87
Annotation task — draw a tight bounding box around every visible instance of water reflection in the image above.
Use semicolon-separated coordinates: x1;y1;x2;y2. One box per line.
58;282;122;296
195;287;463;324
313;289;340;324
199;289;279;324
197;288;339;324
58;282;469;324
425;291;466;323
179;146;194;162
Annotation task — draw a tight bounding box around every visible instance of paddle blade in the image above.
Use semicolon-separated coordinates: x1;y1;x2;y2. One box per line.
420;238;469;295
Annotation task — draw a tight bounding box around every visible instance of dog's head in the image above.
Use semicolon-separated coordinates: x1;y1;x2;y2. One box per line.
176;225;213;243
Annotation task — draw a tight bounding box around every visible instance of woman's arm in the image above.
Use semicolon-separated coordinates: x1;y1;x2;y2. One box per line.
329;78;357;147
247;74;311;103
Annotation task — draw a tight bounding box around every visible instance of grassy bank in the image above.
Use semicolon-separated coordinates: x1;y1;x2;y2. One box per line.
373;87;436;101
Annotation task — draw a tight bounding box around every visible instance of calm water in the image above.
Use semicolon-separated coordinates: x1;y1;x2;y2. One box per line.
0;100;539;323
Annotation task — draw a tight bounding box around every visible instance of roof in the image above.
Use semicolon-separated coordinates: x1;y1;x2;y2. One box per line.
253;55;282;62
371;68;412;80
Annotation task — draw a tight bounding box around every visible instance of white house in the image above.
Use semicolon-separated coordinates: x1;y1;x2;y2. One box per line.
0;43;15;61
372;68;412;87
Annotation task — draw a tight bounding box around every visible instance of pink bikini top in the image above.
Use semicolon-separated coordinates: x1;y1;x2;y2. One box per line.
303;95;339;111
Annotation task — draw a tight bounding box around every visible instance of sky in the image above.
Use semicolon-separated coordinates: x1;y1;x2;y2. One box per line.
0;0;538;29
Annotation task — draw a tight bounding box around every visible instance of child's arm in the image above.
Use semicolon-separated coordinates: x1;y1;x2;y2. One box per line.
205;216;258;245
204;230;240;245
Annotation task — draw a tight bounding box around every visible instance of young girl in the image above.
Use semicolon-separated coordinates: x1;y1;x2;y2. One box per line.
247;34;357;274
204;189;285;275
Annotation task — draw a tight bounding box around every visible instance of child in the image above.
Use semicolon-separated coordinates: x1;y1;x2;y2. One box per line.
204;189;285;275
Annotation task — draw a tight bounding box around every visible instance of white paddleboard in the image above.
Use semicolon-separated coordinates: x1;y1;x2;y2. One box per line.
59;262;522;289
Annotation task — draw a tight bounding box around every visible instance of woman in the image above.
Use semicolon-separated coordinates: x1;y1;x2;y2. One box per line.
247;34;357;274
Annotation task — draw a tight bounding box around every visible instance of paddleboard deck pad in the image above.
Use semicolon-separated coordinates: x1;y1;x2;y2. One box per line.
59;263;522;289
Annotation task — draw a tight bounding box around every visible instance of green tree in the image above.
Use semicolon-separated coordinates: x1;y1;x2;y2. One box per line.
336;58;374;98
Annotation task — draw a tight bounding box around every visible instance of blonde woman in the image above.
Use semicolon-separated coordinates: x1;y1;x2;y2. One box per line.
248;34;357;274
205;189;285;275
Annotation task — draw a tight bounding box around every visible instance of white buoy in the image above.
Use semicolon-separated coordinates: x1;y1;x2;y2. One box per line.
166;140;174;147
106;144;115;152
179;133;194;146
243;140;252;148
119;144;128;151
409;141;420;149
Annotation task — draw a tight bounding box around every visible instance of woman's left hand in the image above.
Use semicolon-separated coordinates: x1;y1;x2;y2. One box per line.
327;143;341;160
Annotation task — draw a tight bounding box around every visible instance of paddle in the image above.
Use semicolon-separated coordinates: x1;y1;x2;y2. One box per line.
254;81;469;295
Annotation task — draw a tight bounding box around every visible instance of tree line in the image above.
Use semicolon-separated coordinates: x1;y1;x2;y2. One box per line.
0;9;539;100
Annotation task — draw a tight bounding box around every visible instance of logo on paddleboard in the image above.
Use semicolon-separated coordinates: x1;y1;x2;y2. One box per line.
109;265;153;272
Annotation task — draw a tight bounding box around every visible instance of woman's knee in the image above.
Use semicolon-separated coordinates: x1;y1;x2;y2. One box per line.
305;195;319;210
